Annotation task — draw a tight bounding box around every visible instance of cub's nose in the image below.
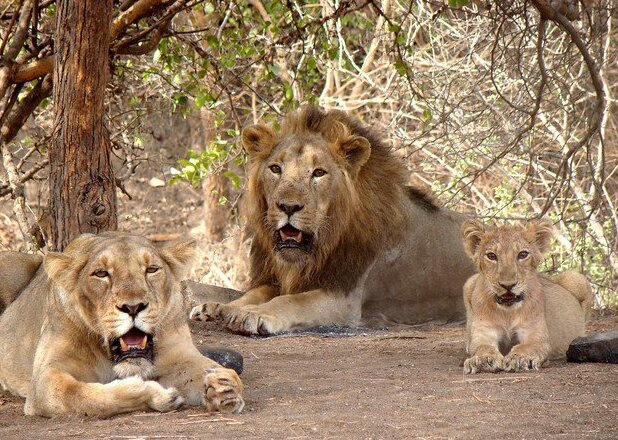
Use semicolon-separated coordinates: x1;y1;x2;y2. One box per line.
117;302;148;317
277;202;304;216
499;283;516;292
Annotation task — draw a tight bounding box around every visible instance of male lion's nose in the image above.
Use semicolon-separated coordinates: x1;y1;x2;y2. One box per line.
499;283;516;292
277;202;304;216
117;302;148;317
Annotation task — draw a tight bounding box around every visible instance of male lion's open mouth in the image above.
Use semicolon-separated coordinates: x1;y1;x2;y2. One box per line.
495;292;524;306
110;327;154;363
276;224;313;251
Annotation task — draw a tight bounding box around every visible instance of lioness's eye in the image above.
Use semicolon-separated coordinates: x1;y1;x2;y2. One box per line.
146;266;160;274
486;252;497;261
269;164;282;174
312;168;327;178
518;251;529;260
92;270;109;278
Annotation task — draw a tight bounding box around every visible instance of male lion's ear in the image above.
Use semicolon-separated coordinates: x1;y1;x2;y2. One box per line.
461;220;485;258
156;238;198;280
527;218;553;255
339;135;370;175
241;124;276;158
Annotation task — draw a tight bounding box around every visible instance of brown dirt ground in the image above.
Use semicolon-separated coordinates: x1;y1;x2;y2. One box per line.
0;314;616;440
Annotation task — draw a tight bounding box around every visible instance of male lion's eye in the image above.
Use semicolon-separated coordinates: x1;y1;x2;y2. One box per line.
486;252;497;261
92;270;109;278
518;251;530;260
269;164;282;174
146;266;160;274
312;168;327;178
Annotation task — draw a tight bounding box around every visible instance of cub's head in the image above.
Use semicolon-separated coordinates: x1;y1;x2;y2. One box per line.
44;232;196;379
461;219;553;308
242;106;370;266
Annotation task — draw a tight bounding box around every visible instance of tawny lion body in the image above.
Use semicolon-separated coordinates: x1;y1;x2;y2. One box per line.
191;106;474;335
0;232;244;417
461;220;592;374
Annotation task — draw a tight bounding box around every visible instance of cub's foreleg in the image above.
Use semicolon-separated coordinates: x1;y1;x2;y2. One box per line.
503;320;550;372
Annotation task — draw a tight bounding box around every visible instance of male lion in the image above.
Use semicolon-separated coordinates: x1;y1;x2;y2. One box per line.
0;232;244;417
461;220;592;374
190;106;475;335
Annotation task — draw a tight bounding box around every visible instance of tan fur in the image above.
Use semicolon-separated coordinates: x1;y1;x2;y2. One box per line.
191;106;475;335
0;252;42;313
461;220;592;374
0;232;244;417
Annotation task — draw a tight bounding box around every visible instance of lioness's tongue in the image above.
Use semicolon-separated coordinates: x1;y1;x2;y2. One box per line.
120;329;148;351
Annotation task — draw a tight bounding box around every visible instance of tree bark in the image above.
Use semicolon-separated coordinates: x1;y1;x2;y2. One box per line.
49;0;116;251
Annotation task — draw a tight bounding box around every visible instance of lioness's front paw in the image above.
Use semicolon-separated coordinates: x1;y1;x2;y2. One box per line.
146;381;185;412
224;307;285;335
190;302;223;321
203;368;245;414
503;353;542;372
463;355;503;374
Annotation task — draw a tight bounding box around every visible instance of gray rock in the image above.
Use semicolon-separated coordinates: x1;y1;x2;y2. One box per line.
566;331;618;364
198;346;244;375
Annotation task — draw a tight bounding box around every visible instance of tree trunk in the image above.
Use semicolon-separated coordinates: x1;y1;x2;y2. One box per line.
49;0;116;251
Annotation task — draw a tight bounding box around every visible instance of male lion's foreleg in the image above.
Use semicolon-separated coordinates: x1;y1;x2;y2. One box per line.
26;369;183;418
190;285;278;322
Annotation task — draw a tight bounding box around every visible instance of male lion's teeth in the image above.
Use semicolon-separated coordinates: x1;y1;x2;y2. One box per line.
119;338;128;352
139;335;148;349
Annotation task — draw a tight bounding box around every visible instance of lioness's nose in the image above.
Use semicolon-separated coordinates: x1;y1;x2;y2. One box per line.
117;302;148;317
277;202;304;216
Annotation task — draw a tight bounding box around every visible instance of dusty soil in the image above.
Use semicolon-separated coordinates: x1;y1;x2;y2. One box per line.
0;315;616;440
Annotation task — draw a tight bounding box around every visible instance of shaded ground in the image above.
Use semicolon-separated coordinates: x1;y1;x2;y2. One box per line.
0;315;616;440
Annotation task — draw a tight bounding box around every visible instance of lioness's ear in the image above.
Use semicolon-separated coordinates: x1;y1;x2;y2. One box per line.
157;239;198;280
44;252;72;286
45;233;99;290
339;135;370;175
242;124;276;158
527;219;553;255
461;220;485;258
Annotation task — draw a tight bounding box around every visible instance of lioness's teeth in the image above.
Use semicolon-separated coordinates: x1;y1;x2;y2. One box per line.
119;338;128;351
139;335;148;349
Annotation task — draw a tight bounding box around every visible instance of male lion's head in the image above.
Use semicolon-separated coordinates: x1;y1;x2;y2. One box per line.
241;106;391;274
461;219;553;308
44;232;196;379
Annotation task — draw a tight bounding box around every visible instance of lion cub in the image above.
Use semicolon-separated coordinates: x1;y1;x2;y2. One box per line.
460;219;592;374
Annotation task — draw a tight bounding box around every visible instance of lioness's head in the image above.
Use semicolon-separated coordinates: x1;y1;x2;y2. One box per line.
242;106;371;266
44;232;196;379
461;219;553;308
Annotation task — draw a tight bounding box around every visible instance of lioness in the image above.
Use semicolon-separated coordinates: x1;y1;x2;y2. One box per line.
461;220;592;374
190;106;475;335
0;232;244;417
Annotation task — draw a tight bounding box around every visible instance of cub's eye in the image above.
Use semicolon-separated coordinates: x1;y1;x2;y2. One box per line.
92;270;109;278
269;164;282;174
146;266;160;274
518;251;530;260
486;252;498;261
312;168;327;178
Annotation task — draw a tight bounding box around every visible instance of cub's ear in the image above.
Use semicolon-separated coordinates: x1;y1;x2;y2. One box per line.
461;220;486;259
527;218;553;255
241;124;276;158
338;135;370;175
156;238;198;280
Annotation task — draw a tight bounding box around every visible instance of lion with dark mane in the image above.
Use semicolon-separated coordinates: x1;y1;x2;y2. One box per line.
191;106;474;335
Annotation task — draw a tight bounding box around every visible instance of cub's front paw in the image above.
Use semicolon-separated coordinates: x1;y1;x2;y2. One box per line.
190;302;223;322
463;354;503;374
224;307;285;336
203;368;245;414
503;353;542;372
145;381;184;412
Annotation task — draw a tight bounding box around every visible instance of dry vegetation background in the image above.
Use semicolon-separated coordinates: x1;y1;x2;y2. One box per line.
0;0;617;306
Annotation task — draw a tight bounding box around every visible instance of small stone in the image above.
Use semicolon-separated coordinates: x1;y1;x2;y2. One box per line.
198;346;244;375
148;177;165;188
566;331;618;364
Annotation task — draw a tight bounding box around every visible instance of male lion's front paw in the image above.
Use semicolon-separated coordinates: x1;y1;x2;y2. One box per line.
463;354;503;374
190;302;223;322
503;353;542;372
145;381;185;412
203;368;245;414
223;307;285;335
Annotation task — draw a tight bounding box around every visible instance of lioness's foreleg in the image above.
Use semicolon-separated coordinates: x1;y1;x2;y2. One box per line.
26;368;183;418
503;324;550;372
156;327;245;413
211;289;362;335
190;284;278;322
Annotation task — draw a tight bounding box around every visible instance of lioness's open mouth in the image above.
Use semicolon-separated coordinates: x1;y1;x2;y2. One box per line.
276;224;313;251
110;327;154;363
495;292;524;306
